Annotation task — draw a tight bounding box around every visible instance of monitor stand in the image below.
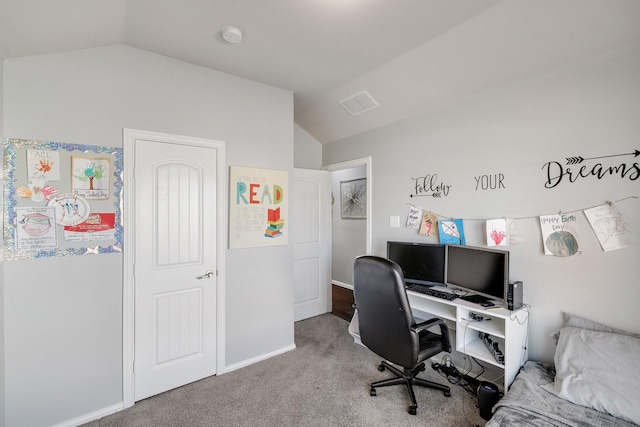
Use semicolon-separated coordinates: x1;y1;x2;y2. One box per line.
460;294;495;307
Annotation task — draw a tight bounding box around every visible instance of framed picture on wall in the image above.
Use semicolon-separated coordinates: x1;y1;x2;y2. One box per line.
228;166;289;249
340;178;366;219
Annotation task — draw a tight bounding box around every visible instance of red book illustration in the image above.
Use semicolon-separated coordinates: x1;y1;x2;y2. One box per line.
265;208;284;238
268;207;280;222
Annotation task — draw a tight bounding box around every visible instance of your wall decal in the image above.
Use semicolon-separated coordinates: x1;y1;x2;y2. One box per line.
474;173;506;191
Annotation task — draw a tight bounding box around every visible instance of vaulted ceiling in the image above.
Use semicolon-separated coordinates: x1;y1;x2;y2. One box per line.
1;0;639;144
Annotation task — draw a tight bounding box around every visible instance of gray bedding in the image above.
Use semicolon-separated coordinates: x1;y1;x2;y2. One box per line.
486;361;637;427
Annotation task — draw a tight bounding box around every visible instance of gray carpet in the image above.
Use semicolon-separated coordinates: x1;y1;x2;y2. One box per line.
85;314;487;426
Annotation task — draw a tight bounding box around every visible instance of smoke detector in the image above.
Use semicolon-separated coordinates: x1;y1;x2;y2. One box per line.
222;26;243;43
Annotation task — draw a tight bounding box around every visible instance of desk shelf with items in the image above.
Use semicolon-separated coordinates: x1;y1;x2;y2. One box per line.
457;307;506;338
456;320;506;368
406;290;457;322
454;304;528;387
352;291;529;391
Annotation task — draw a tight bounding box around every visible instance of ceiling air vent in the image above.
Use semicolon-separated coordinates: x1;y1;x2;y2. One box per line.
339;90;379;116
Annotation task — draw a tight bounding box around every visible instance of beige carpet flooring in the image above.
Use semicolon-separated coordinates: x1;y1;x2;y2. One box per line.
84;313;487;426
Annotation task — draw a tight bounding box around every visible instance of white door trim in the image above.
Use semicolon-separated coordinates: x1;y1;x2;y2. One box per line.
323;156;372;254
122;128;227;408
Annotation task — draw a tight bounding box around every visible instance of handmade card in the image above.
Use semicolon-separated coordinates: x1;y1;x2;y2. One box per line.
584;203;633;251
438;219;466;245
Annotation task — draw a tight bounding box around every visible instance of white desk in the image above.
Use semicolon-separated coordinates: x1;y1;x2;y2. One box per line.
348;287;529;391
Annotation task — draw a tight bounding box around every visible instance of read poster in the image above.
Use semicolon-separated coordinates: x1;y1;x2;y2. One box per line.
229;166;289;249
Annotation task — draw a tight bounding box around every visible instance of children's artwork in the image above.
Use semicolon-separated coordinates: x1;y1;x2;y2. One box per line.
27;149;60;181
4;138;123;260
47;193;91;226
72;156;110;199
438;219;466;245
539;214;580;256
406;206;421;228
419;211;438;237
16;180;59;202
15;207;58;251
486;219;508;246
584;203;634;251
63;213;117;242
229;166;289;249
506;219;524;245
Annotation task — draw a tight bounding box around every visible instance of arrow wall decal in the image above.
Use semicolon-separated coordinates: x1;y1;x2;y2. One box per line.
566;149;639;165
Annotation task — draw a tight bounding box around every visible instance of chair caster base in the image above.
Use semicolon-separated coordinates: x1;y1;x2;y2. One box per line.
377;364;385;372
408;405;417;415
370;388;377;396
444;390;451;397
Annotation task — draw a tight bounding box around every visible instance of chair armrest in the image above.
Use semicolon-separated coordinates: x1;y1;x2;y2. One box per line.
411;317;447;333
412;318;451;352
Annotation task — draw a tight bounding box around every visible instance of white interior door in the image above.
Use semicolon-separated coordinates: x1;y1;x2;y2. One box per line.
133;138;218;401
292;169;331;321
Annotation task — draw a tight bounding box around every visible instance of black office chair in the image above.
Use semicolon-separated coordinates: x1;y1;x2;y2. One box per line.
353;255;452;415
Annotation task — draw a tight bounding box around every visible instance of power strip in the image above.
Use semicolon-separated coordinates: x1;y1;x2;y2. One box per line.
431;363;481;392
479;332;504;365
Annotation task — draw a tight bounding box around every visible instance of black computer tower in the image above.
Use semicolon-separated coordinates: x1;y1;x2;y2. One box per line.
507;281;523;311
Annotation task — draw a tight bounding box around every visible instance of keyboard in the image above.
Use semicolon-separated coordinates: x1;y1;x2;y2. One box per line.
406;284;458;301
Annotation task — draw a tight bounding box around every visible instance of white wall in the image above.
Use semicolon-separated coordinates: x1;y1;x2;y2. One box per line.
3;45;294;427
331;166;367;284
293;123;322;170
324;43;640;364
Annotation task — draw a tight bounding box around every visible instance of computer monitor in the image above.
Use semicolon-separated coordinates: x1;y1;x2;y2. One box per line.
444;244;509;304
387;241;445;286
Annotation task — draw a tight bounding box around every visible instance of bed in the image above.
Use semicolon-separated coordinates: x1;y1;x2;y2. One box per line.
487;314;640;427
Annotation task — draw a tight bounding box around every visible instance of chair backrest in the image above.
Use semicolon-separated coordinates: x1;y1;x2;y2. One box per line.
353;255;419;368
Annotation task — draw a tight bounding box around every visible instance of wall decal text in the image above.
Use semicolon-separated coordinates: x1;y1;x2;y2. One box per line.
475;173;505;191
410;173;451;198
543;149;639;189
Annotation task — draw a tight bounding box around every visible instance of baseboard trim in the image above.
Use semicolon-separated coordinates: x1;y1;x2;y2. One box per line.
332;280;353;290
223;344;297;374
49;345;297;426
51;402;124;427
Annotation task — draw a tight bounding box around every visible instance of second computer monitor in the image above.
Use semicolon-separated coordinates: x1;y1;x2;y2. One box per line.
444;244;509;304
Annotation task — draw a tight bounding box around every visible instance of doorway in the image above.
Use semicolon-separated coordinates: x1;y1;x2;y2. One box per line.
122;129;226;407
323;157;372;290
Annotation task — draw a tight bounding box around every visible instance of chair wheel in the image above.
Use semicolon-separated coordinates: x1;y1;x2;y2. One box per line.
377;364;385;372
370;388;377;396
408;405;417;415
444;390;451;397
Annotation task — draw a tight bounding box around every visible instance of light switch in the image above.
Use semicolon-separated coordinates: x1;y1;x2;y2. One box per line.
390;216;400;228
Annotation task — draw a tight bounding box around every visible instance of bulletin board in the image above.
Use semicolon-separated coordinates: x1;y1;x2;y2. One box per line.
229;166;289;249
3;138;123;260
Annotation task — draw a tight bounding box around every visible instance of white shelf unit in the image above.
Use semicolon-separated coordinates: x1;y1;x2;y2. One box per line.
349;289;529;391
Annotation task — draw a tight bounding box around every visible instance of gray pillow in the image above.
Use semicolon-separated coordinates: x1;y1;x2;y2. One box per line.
550;313;638;343
542;326;640;425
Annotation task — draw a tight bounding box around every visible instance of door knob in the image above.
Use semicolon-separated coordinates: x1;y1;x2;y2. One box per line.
196;270;214;279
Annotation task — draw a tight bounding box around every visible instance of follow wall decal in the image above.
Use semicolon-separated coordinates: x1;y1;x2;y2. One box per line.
410;173;451;198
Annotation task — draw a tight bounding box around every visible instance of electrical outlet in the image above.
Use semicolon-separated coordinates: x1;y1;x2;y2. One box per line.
390;216;400;228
